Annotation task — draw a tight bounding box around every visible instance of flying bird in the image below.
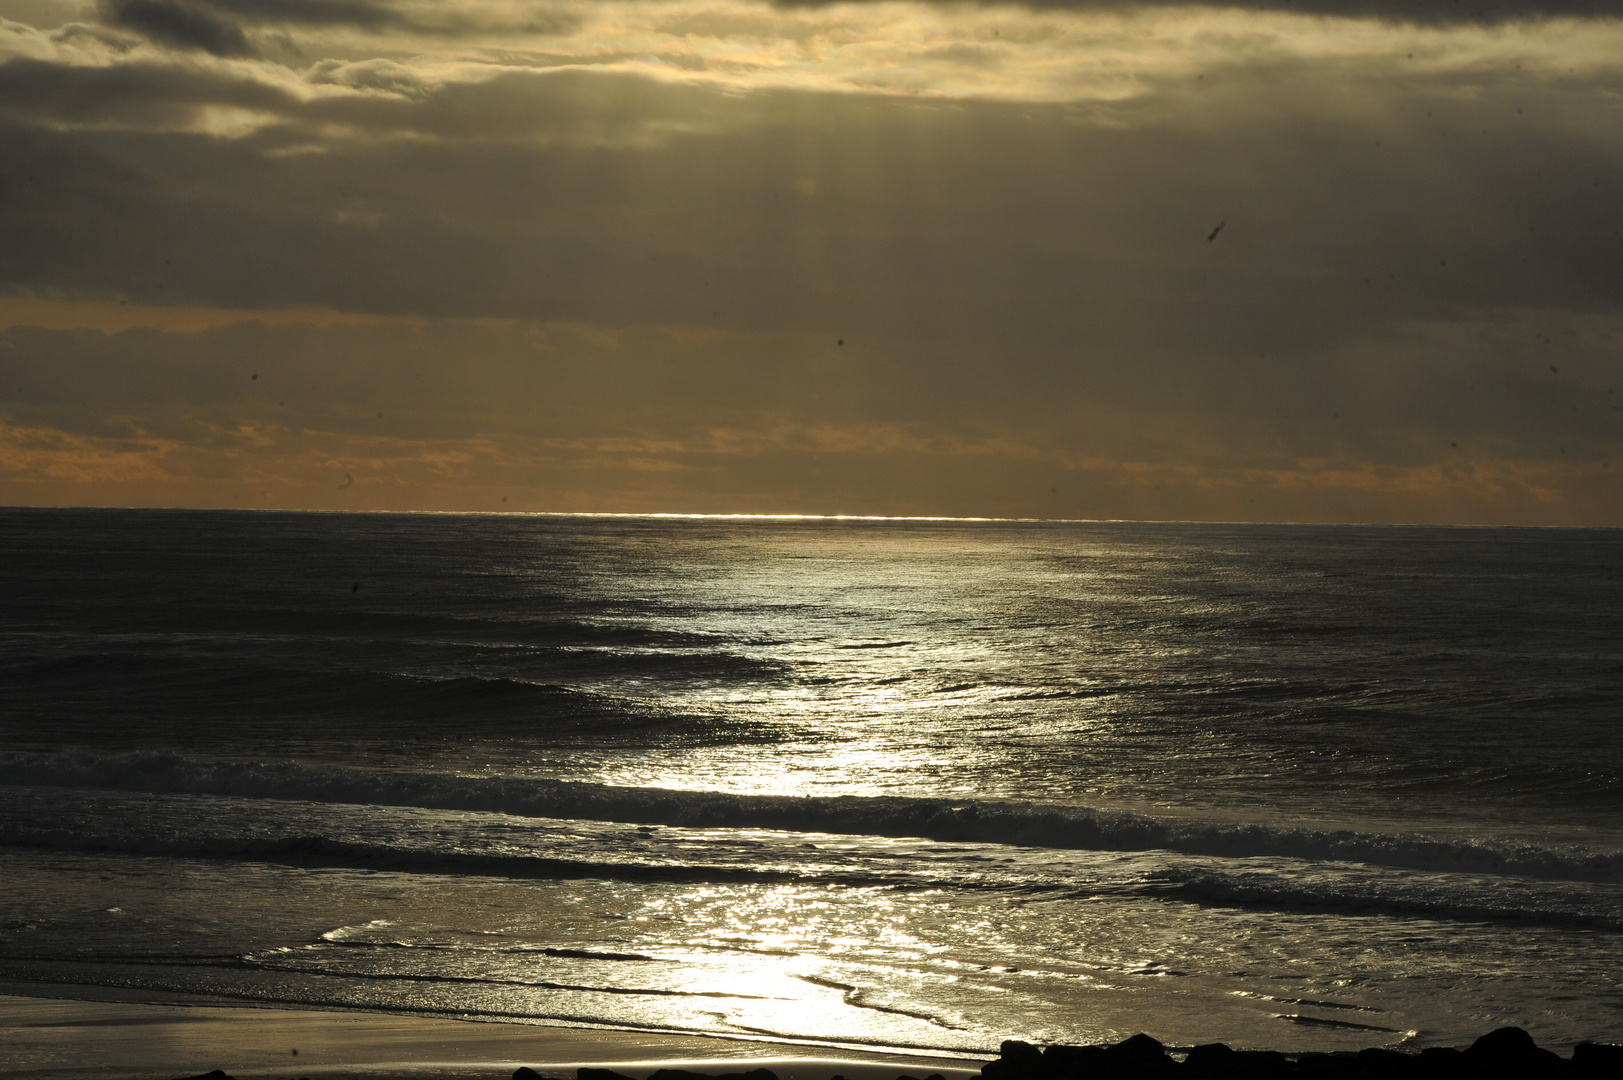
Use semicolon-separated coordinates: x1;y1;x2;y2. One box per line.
337;472;354;489
1207;221;1225;242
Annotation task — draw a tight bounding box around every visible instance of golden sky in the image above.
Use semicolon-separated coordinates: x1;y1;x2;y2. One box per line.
1;0;1620;522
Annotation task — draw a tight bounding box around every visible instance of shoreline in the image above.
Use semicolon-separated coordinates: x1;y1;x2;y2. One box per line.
0;985;991;1080
2;982;1619;1079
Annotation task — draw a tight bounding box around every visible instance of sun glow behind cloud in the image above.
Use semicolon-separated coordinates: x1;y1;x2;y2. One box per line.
1;0;1621;521
11;3;1623;114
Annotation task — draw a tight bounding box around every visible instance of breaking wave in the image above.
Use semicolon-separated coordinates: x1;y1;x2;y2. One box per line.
3;750;1619;886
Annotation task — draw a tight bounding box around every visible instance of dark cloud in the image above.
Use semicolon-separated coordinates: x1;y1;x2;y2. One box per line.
204;0;580;35
1;7;1620;520
2;63;1619;344
202;0;406;29
778;0;1623;28
92;0;575;51
0;56;295;126
97;0;255;56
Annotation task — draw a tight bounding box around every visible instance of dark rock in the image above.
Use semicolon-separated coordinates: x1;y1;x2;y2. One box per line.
1572;1043;1623;1077
987;1041;1047;1080
1462;1029;1567;1078
1185;1045;1289;1078
1228;1051;1290;1078
1182;1044;1237;1077
988;1035;1179;1080
1415;1047;1468;1079
651;1070;760;1080
173;1072;234;1080
1004;1041;1047;1069
1114;1035;1167;1063
1294;1052;1362;1079
976;1030;1619;1080
1468;1029;1543;1058
1183;1044;1234;1064
1045;1044;1109;1078
1106;1034;1175;1077
580;1069;640;1080
1357;1048;1417;1077
1513;1051;1570;1078
515;1069;544;1080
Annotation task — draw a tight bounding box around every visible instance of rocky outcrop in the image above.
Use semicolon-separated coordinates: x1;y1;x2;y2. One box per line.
501;1032;1623;1080
974;1028;1619;1080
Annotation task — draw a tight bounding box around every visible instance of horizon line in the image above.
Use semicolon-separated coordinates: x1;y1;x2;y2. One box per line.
0;504;1615;529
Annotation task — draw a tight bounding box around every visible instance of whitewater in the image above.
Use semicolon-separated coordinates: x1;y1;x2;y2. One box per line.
1;508;1619;1054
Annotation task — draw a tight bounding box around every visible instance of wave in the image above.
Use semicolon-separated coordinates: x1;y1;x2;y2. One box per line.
4;598;734;651
177;609;735;652
1143;867;1623;929
0;661;732;736
0;825;887;887
2;644;786;696
3;816;1618;931
3;750;1619;886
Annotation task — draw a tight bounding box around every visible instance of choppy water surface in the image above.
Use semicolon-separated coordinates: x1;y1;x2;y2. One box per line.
1;509;1619;1053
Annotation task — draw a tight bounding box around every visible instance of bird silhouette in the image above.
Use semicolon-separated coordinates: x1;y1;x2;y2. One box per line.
337;472;354;490
1208;222;1226;242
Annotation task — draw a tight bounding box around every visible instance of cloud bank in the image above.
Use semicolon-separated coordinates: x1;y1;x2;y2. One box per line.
0;0;1619;521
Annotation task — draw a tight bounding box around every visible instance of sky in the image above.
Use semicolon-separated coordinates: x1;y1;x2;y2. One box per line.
0;0;1620;523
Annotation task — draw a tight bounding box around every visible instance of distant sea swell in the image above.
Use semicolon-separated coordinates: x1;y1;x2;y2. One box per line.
4;513;1621;1050
4;825;1619;931
4;750;1618;886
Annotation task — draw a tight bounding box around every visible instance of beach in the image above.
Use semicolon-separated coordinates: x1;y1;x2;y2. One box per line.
0;991;989;1080
8;988;1620;1080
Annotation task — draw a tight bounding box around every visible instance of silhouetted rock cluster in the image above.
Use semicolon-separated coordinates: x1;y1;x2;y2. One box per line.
979;1028;1622;1080
502;1030;1623;1080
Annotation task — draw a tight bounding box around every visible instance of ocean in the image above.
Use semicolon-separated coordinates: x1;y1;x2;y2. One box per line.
1;508;1619;1056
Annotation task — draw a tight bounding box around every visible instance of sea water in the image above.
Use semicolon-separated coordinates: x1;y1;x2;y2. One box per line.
1;508;1619;1055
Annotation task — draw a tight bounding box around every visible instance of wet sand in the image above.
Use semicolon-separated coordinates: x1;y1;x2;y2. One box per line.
0;991;989;1080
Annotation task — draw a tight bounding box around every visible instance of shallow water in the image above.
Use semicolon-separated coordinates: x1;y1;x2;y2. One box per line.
1;509;1619;1052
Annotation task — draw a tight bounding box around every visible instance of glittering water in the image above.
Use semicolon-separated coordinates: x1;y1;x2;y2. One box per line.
1;509;1620;1053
